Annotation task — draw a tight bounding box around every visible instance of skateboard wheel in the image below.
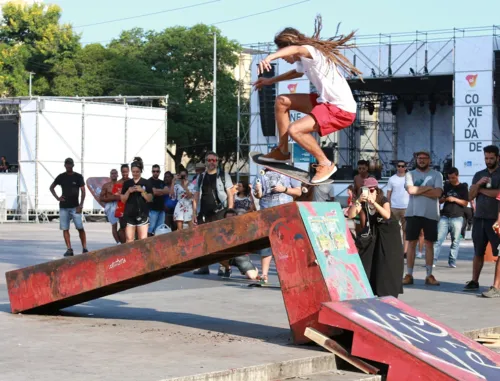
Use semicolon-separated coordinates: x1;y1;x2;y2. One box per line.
259;170;266;175
302;187;308;193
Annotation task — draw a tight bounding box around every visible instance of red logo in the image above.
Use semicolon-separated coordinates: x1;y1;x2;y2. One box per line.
287;83;297;93
466;74;478;88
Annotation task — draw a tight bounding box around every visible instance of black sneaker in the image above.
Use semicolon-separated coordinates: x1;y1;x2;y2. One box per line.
193;266;210;275
63;249;74;257
464;280;479;291
222;268;232;278
82;248;89;254
217;266;225;276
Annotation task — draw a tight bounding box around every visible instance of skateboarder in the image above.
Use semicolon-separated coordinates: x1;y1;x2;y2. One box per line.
253;15;361;184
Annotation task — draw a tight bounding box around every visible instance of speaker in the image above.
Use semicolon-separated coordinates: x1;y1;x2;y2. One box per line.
321;147;334;162
258;63;277;136
495;51;500;129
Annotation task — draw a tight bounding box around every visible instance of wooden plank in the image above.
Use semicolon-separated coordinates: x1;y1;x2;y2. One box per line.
304;327;379;375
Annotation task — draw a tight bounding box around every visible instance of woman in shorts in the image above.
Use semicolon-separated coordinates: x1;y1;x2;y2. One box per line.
171;168;197;230
120;157;153;242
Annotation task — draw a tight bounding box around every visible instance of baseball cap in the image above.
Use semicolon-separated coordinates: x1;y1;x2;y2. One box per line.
363;177;379;188
195;163;205;169
64;158;74;165
415;150;430;158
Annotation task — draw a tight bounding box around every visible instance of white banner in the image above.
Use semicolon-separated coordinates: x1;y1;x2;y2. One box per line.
454;105;493;141
454;36;494;178
454;36;493;72
454;72;493;107
454;141;490;176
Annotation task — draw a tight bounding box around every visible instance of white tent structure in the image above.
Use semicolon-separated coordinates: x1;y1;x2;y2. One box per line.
0;96;168;222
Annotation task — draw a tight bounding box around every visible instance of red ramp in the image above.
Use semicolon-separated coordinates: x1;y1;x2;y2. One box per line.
319;297;500;380
5;202;373;344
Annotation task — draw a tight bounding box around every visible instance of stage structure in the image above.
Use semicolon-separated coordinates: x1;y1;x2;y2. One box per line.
0;96;168;222
236;26;500;190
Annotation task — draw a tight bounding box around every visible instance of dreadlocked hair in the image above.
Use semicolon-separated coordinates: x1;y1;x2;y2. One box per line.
274;14;363;81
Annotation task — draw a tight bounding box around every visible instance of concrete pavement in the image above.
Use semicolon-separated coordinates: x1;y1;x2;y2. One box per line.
1;222;499;381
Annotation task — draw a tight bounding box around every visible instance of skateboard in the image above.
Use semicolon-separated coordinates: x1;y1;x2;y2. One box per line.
250;151;334;192
221;277;281;289
86;177;110;208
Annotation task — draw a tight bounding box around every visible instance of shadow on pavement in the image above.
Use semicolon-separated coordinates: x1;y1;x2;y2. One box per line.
57;298;294;344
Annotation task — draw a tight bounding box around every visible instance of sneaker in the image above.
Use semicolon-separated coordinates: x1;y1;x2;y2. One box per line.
222;268;232;278
311;162;338;184
258;274;268;284
425;274;440;286
217;266;225;276
482;286;500;298
63;248;74;257
402;274;414;285
259;147;290;163
448;261;457;268
464;280;479;291
82;248;89;254
193;266;210;275
416;252;424;259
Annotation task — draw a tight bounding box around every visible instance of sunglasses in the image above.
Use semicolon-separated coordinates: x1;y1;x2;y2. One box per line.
206;159;218;163
369;188;377;193
397;165;406;168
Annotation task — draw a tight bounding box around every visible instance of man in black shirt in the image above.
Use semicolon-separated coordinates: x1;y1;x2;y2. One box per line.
433;167;468;268
148;164;169;236
466;145;500;297
49;158;88;257
192;151;234;275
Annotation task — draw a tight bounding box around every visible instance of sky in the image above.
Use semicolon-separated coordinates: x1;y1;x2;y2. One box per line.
43;0;500;47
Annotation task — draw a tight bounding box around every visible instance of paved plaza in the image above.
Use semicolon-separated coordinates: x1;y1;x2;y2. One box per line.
1;221;500;381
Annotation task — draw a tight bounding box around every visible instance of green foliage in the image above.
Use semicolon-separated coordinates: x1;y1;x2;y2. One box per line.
0;2;244;167
0;2;81;96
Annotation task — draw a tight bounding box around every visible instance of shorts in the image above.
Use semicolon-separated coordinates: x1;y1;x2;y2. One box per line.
59;207;84;231
126;215;149;227
391;208;407;232
148;210;166;234
472;218;500;257
309;93;356;137
174;202;193;222
406;216;438;242
104;202;119;225
229;255;257;274
258;247;273;257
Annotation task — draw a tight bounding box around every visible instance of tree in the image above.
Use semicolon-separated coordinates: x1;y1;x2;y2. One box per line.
0;3;246;171
0;2;81;96
135;24;242;168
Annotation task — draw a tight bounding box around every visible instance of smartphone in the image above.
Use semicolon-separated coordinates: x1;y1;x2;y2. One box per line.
361;187;369;197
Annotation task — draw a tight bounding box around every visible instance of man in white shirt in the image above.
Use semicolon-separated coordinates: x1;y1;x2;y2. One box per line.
387;160;410;254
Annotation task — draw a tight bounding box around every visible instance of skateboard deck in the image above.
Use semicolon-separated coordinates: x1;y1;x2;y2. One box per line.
250;151;334;187
86;177;110;208
221;276;280;288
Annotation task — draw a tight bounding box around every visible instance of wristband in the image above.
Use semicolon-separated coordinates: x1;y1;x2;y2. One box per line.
284;187;288;193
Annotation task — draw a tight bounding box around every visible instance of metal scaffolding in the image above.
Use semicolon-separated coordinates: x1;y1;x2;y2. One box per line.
236;24;499;180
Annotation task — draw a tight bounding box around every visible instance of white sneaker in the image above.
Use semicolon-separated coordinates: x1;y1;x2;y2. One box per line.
416;252;424;259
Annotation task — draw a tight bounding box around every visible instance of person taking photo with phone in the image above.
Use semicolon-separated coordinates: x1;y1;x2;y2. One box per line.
347;177;404;298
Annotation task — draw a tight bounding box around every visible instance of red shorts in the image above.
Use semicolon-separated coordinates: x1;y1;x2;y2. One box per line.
309;93;356;137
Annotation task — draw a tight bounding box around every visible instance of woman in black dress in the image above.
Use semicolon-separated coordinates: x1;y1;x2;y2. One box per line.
120;157;153;242
347;177;404;298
